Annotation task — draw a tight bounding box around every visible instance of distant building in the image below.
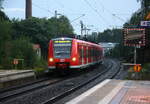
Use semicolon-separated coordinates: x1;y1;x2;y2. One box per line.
33;44;41;58
99;42;119;55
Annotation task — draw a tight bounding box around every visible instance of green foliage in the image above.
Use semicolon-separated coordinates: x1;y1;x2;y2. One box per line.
0;36;38;69
137;0;150;8
142;63;150;72
33;58;47;75
127;0;150;26
11;37;37;68
97;29;122;43
106;44;134;60
0;21;12;68
57;16;74;35
0;10;9;21
96;28;134;60
12;16;74;58
0;12;74;70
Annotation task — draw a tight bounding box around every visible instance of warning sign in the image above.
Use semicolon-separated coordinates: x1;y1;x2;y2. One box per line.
146;12;150;20
133;64;142;72
13;59;18;65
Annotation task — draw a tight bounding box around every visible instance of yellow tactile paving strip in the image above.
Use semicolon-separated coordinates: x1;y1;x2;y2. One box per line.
119;81;150;104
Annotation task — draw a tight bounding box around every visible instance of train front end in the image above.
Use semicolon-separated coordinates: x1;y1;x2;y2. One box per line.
48;38;79;71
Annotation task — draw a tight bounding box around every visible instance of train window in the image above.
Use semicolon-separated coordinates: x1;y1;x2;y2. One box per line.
53;41;72;58
78;45;82;59
82;46;84;58
87;47;88;58
88;48;90;58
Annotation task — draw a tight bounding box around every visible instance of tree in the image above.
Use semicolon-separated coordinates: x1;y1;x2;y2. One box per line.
137;0;150;8
57;15;74;35
11;37;37;68
12;16;74;58
97;28;122;43
0;21;12;68
0;10;9;21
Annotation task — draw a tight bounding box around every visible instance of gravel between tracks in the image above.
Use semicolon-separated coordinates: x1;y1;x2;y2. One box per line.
55;59;122;104
2;59;120;104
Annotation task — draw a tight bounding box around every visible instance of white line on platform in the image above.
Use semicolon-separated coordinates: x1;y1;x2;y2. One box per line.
123;63;141;66
98;81;125;104
66;79;111;104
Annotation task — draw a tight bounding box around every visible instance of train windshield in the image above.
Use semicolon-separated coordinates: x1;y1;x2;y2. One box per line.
53;40;72;58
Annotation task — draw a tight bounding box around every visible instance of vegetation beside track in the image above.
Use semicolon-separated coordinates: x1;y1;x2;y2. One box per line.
125;64;150;80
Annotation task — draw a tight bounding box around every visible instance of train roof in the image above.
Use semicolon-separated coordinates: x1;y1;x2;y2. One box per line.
51;37;102;48
51;37;73;41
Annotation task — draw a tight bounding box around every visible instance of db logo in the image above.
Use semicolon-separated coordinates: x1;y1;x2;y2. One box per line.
133;64;142;72
60;59;65;62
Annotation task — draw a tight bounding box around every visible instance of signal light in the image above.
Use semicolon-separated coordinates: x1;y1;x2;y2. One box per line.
72;57;76;61
49;58;53;62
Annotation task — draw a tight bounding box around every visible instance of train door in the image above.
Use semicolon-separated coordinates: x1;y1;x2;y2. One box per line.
78;44;82;65
86;47;88;64
83;46;86;65
81;46;84;65
89;47;91;63
91;47;93;63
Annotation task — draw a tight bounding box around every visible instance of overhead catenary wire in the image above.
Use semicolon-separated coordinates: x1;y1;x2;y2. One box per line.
51;0;82;16
71;14;85;23
83;0;109;25
32;2;54;15
94;0;126;22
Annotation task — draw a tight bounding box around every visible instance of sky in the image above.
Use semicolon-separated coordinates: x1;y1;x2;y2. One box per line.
3;0;140;35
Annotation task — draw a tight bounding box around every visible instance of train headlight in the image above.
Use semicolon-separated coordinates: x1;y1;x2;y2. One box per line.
72;57;76;61
49;58;53;62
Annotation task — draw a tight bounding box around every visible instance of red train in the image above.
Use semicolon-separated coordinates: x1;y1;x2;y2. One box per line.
48;37;103;71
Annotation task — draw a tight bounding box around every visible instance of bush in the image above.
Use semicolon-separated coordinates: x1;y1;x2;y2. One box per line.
0;20;12;69
0;36;40;69
33;58;47;76
11;37;37;68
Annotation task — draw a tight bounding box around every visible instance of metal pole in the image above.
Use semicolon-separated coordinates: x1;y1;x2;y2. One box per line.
80;21;83;36
55;10;57;18
134;47;137;64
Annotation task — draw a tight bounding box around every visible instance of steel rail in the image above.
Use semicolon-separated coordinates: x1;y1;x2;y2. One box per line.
42;59;120;104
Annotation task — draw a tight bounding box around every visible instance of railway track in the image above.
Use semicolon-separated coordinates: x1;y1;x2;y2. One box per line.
42;59;120;104
0;78;63;102
1;59;121;104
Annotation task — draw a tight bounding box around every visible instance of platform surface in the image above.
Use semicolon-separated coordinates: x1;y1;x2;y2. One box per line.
0;70;35;82
67;79;150;104
0;70;35;89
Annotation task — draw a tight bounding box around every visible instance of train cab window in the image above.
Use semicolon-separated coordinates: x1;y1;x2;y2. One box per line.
53;40;72;58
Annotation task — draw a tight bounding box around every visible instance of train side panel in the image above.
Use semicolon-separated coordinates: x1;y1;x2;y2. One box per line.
48;37;104;71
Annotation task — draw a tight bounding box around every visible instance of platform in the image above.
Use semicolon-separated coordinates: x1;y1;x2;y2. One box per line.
67;79;150;104
0;70;35;89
